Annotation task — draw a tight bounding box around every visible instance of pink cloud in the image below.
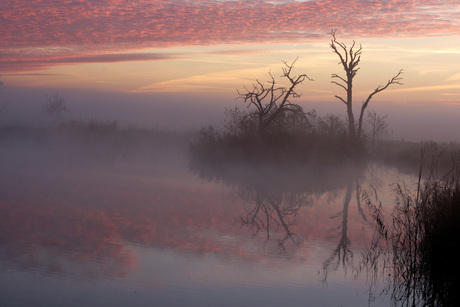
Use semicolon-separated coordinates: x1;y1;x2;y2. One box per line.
0;52;181;72
1;0;459;71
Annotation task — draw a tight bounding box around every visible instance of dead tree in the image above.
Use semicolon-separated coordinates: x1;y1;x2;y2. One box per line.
42;93;69;119
237;58;313;134
357;72;402;138
330;30;403;140
366;111;388;148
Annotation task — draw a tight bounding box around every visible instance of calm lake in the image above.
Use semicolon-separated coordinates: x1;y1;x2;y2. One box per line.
0;131;417;306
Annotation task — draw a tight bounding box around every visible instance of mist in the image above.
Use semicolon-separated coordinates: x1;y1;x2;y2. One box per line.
1;86;459;142
0;87;228;131
3;0;460;303
1;82;459;307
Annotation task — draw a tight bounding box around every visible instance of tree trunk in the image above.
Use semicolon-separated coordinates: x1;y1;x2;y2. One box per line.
347;78;355;139
347;105;355;139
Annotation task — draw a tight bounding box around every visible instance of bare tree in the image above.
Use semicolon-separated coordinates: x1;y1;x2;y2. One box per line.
42;93;69;121
357;72;402;138
237;58;313;134
330;30;403;140
366;111;388;148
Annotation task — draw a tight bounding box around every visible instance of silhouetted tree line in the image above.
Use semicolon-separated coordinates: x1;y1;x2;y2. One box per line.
190;31;401;165
189;109;353;168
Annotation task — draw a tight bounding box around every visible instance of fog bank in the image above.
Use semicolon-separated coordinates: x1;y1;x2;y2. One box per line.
1;87;459;142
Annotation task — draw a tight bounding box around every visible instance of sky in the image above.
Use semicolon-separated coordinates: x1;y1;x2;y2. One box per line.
1;0;460;140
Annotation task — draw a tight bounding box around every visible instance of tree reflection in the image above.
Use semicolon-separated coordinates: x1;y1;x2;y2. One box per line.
321;164;390;281
189;148;369;257
323;182;354;273
239;188;311;252
321;179;375;285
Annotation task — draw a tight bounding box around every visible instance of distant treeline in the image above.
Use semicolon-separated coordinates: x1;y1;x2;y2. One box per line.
0;119;193;164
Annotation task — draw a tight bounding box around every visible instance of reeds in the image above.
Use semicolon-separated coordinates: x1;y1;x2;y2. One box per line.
363;149;460;306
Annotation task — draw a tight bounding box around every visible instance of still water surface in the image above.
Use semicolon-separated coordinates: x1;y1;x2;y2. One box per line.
0;140;413;306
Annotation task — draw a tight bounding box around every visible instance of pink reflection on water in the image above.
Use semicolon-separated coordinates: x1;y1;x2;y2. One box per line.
0;163;388;279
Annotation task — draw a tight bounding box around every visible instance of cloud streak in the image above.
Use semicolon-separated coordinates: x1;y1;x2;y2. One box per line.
1;0;460;71
0;51;181;72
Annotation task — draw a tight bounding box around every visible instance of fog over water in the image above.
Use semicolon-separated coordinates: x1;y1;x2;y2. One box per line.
1;87;459;142
0;120;403;306
2;84;459;306
2;0;459;304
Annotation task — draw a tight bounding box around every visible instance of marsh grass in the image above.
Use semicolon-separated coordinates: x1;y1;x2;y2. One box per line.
363;149;460;306
373;140;460;177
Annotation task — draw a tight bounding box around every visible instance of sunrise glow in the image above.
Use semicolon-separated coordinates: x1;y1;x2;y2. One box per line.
1;0;460;139
3;2;460;305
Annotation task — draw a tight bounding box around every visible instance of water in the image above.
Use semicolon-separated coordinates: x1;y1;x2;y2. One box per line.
0;134;413;306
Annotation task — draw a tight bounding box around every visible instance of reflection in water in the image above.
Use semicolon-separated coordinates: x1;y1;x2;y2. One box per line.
189;151;456;306
0;135;405;306
190;153;374;275
362;168;460;307
239;188;310;252
0;171;245;278
0;183;137;278
323;182;354;273
322;179;377;287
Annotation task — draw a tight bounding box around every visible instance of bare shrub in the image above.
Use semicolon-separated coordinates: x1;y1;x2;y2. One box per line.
42;93;69;123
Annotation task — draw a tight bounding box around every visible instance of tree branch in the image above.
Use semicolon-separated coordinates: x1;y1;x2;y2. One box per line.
364;69;404;106
334;95;348;105
331;80;348;92
357;69;404;138
235;57;315;133
331;73;347;84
